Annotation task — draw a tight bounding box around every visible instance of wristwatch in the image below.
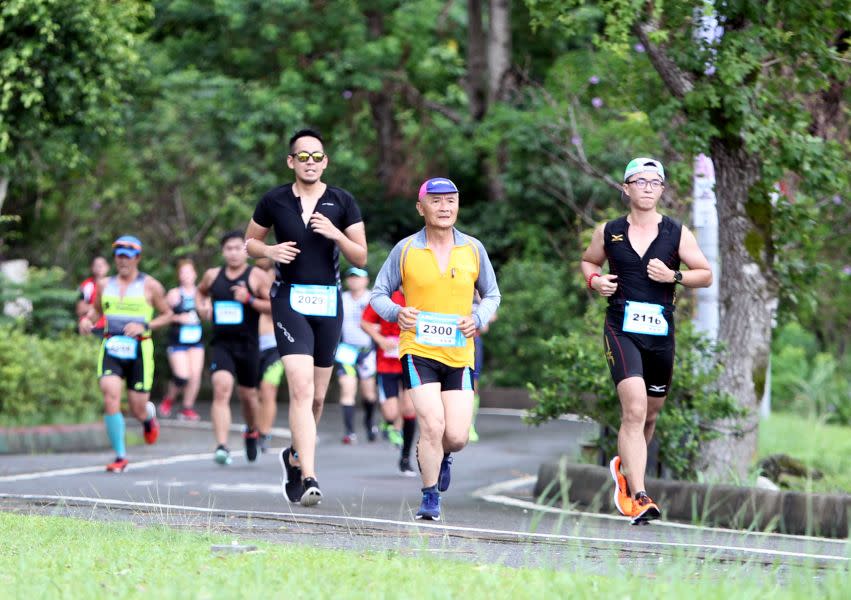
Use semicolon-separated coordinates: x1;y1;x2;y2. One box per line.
673;270;683;284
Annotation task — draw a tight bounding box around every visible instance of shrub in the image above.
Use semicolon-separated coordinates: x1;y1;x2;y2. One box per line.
0;325;102;426
0;267;79;336
525;301;743;480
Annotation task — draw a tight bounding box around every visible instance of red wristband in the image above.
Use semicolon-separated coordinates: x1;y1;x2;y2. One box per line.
587;273;601;290
243;294;253;305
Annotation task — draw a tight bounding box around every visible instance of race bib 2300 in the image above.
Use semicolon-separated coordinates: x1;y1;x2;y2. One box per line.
416;312;467;347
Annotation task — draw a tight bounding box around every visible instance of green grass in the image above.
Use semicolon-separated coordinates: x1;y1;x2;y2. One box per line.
0;513;847;599
758;412;851;494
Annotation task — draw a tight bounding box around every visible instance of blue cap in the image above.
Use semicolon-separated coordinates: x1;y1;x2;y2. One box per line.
113;235;142;257
345;267;368;278
418;177;459;199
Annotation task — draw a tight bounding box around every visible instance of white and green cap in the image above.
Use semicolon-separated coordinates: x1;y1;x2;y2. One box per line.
624;157;665;182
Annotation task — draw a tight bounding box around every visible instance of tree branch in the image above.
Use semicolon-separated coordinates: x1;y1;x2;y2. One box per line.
390;74;467;126
634;21;695;99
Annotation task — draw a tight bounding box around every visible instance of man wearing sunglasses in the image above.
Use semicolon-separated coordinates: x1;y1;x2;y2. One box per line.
581;157;712;524
370;178;501;521
245;129;367;506
78;235;173;472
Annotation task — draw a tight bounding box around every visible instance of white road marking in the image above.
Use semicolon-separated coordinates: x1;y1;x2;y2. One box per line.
0;491;846;563
163;421;291;438
472;476;851;546
0;452;241;483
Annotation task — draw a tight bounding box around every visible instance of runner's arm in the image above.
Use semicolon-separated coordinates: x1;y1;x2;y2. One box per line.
336;221;367;268
370;240;405;323
147;279;174;331
247;267;273;315
581;223;618;296
676;226;713;288
77;279;105;334
195;268;217;321
472;240;501;330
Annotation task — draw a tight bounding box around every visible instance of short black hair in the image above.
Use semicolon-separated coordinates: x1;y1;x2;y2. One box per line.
289;128;324;152
220;230;244;247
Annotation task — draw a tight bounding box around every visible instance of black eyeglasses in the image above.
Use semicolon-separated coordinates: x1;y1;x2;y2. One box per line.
627;178;664;190
290;151;326;163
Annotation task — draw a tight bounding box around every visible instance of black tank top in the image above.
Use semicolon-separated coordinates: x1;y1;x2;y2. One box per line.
209;266;259;343
168;288;201;346
603;215;682;312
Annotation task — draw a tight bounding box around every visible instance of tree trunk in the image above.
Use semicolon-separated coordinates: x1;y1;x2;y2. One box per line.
699;138;778;481
0;176;8;215
466;0;487;121
485;0;512;203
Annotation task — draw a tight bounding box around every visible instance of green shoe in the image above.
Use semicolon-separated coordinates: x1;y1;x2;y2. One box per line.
388;427;403;448
468;424;479;443
214;446;232;465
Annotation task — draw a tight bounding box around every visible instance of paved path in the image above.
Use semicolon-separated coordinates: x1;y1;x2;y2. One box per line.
1;404;847;574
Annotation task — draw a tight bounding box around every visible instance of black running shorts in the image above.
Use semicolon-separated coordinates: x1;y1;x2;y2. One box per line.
400;354;474;392
603;310;675;397
271;283;343;368
210;340;260;388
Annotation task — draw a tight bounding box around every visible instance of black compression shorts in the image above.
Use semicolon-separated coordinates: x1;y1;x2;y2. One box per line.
400;354;474;392
603;311;675;397
210;340;260;388
270;284;343;368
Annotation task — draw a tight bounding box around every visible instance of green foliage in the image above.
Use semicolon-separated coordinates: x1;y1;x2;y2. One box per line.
0;267;78;336
526;302;743;480
0;325;101;426
486;258;583;386
771;322;850;425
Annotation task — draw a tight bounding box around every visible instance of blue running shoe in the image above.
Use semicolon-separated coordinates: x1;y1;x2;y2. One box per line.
438;454;453;492
415;488;441;521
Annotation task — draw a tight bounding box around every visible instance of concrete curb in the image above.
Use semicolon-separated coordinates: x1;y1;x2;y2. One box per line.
534;461;851;539
0;423;109;454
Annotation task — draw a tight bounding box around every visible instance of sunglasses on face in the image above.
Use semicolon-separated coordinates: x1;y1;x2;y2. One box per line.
627;178;664;190
289;151;326;163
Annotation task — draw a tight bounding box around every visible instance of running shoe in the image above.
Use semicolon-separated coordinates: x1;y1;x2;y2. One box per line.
177;407;200;421
379;421;391;441
609;456;632;516
399;457;417;477
158;397;174;418
437;454;453;492
279;447;303;503
342;433;357;445
415;489;441;521
214;445;232;466
300;477;322;507
259;433;272;454
143;402;159;444
244;428;259;462
630;492;662;525
387;428;403;448
106;457;129;473
468;423;479;443
367;425;379;443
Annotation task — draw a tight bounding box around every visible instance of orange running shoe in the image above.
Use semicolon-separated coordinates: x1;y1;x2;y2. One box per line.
106;457;129;473
143;401;159;444
630;492;662;525
609;456;632;516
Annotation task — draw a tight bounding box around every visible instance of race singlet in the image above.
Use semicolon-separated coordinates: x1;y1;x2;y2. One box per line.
384;335;400;359
334;342;359;366
178;324;203;344
622;301;669;336
290;284;337;317
416;312;466;347
213;300;244;325
105;335;138;360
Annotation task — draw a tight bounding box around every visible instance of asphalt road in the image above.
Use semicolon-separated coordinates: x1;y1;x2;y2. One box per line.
1;403;848;575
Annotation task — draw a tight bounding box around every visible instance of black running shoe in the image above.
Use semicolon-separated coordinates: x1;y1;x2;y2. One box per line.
399;457;417;477
300;477;322;507
244;428;259;462
278;447;303;503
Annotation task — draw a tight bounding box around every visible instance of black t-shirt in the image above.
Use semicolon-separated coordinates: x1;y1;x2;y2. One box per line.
253;184;363;286
603;215;682;312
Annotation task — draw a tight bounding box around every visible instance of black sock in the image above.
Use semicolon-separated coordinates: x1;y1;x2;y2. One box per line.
401;416;416;460
634;490;647;500
363;400;376;430
342;405;355;435
385;418;394;428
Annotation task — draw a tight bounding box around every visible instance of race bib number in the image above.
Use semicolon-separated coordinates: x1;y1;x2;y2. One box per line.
384;336;400;359
335;342;359;366
178;324;203;344
290;285;337;317
622;301;669;336
214;301;244;325
105;336;138;360
416;312;466;347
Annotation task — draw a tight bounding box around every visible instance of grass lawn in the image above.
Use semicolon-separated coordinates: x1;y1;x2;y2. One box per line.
0;513;846;599
758;412;851;494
